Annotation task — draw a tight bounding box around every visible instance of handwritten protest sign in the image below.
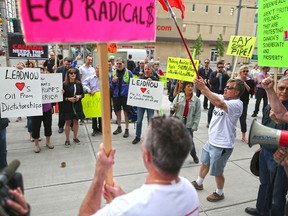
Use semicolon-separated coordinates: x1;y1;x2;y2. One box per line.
0;67;42;117
258;0;288;67
226;36;256;58
81;93;102;118
41;73;63;103
127;78;164;110
19;0;156;43
165;57;199;82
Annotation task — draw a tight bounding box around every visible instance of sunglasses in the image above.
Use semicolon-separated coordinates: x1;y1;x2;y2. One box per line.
225;86;235;90
278;86;288;91
242;70;249;73
69;72;76;75
204;62;209;64
218;66;224;69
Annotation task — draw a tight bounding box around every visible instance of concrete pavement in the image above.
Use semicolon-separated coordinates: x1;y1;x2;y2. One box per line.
5;91;264;216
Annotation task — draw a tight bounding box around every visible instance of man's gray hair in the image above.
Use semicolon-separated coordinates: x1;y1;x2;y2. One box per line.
144;116;192;176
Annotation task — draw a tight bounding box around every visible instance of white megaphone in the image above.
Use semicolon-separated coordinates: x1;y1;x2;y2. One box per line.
248;119;288;149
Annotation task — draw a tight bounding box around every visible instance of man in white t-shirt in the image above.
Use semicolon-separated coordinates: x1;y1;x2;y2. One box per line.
192;78;244;202
79;116;200;216
79;55;95;82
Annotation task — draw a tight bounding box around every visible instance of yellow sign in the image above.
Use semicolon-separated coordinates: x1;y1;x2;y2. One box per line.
81;92;102;118
165;57;198;82
159;76;167;89
226;35;256;58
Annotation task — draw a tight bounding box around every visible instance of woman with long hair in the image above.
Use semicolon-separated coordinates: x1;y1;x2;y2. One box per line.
62;68;85;147
172;81;201;163
236;65;255;143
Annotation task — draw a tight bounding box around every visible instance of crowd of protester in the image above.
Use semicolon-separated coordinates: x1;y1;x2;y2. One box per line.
1;53;288;216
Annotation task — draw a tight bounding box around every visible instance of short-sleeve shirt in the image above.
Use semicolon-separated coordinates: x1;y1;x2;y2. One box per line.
208;94;243;148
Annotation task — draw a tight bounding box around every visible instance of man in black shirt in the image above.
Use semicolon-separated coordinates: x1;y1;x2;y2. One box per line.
43;51;59;73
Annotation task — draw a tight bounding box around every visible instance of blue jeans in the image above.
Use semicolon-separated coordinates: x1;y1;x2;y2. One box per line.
0;128;7;170
187;128;196;158
256;148;288;216
136;107;154;138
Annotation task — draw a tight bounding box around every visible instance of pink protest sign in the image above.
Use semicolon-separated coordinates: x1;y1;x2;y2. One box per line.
19;0;156;44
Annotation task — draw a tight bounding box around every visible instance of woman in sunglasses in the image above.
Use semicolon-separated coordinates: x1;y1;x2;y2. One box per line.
236;65;255;143
62;68;85;147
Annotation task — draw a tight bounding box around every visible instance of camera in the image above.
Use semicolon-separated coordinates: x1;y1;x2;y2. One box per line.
0;160;24;216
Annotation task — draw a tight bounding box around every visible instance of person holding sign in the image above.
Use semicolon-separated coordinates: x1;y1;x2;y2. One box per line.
192;78;244;202
110;58;133;138
132;63;159;144
172;81;201;163
79;116;200;216
32;67;54;153
62;68;85;147
82;65;102;136
207;61;230;128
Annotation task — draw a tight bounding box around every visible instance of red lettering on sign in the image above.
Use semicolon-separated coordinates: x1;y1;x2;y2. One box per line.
156;25;172;31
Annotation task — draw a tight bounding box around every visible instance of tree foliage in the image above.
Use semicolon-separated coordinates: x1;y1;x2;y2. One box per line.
193;34;203;59
216;34;225;60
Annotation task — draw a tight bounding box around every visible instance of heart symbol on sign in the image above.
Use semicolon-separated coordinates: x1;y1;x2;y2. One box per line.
15;82;25;91
140;88;147;93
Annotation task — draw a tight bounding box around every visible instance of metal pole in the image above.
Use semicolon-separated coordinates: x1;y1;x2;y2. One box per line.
0;0;10;66
231;0;242;71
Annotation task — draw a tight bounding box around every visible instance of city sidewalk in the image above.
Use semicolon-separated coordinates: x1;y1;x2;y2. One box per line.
6;92;263;216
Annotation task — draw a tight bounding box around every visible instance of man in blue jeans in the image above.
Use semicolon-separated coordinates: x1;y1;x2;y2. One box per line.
0;114;9;170
245;76;288;216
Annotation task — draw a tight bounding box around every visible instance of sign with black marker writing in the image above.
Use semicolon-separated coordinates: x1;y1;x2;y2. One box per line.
19;0;156;43
226;35;256;58
258;0;288;67
41;73;63;103
127;78;163;110
0;67;42;117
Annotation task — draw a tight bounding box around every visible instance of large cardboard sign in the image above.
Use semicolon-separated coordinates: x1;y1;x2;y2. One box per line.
258;0;288;67
127;78;164;110
165;57;199;82
0;67;42;117
41;73;63;103
226;35;256;58
19;0;156;43
7;33;48;59
81;93;102;118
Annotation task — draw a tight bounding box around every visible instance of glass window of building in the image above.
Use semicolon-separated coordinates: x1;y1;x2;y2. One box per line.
205;5;209;13
192;4;195;12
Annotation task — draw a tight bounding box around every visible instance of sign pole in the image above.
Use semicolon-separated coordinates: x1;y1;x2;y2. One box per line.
98;43;113;201
231;55;239;78
164;0;200;79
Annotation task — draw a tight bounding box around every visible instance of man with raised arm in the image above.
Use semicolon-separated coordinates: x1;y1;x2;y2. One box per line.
79;116;199;216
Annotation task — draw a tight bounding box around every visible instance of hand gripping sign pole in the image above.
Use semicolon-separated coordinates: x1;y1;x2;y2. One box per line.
98;44;113;202
163;0;200;79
